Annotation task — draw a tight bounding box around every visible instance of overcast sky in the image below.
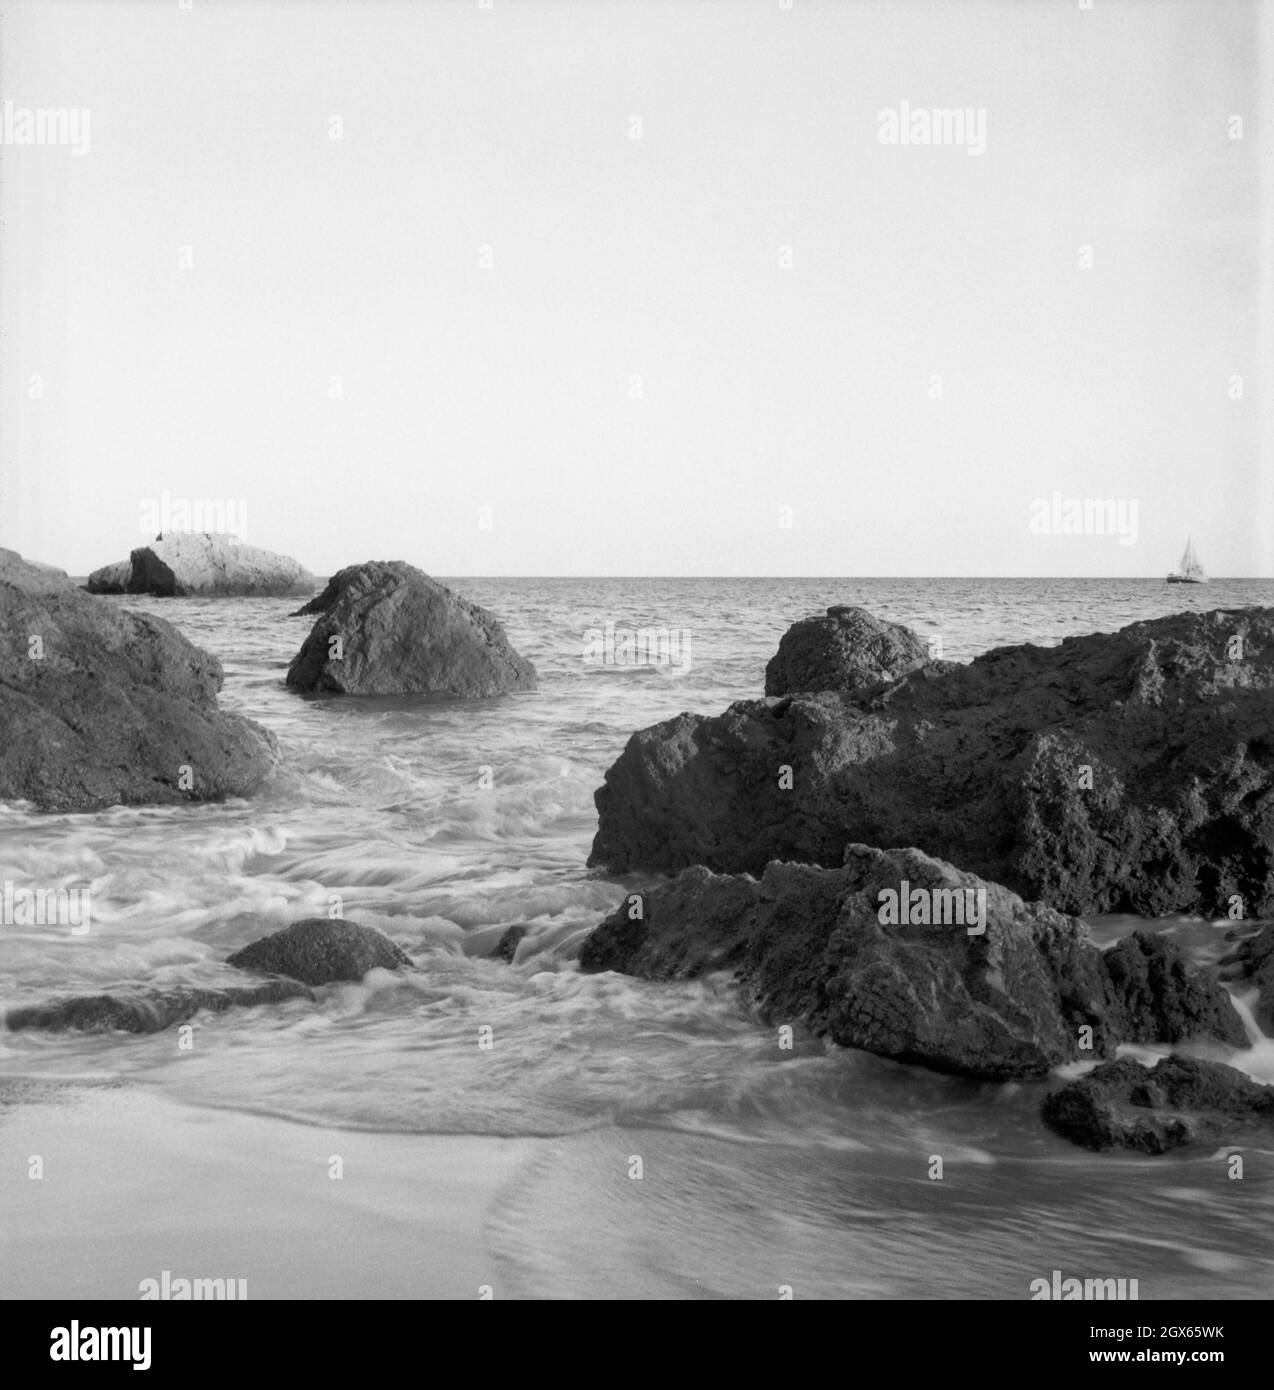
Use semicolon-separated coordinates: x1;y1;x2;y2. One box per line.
2;0;1270;577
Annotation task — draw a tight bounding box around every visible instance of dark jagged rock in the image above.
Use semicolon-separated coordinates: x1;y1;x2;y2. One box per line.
492;924;529;963
1104;932;1248;1048
0;548;279;812
1218;924;1274;1036
227;917;412;985
580;846;1248;1080
1042;1055;1274;1152
286;561;537;697
764;605;937;697
87;532;315;598
590;607;1274;917
580;844;1248;1080
5;980;312;1034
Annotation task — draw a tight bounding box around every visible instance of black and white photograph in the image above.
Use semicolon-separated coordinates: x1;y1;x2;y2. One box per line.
1;0;1272;1333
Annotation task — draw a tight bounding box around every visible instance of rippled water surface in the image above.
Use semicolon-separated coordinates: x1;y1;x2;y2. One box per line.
4;577;1274;1297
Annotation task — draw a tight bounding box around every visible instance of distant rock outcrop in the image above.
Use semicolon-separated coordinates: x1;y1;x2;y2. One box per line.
578;844;1245;1080
1042;1056;1274;1152
86;532;316;598
226;917;412;985
85;559;131;593
590;607;1274;918
5;980;312;1034
764;605;937;696
0;548;278;812
286;561;537;697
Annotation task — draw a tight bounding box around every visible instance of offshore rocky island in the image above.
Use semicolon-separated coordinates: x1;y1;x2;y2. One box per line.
3;547;1273;1157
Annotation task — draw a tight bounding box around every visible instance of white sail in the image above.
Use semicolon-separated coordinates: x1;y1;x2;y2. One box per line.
1167;536;1207;583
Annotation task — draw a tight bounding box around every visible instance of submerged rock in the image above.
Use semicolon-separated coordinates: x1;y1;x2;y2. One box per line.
590;607;1274;917
286;561;537;697
1042;1055;1274;1152
0;547;279;812
227;917;412;985
580;845;1245;1080
86;532;316;598
764;605;936;696
1218;924;1274;1036
5;980;312;1034
492;924;529;963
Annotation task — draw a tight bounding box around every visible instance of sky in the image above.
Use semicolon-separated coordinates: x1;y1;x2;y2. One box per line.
1;0;1270;578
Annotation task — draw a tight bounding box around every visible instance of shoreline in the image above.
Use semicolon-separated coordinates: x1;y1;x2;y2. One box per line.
0;1083;536;1300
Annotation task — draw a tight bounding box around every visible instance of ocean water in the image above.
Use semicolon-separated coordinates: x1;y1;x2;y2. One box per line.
4;576;1274;1299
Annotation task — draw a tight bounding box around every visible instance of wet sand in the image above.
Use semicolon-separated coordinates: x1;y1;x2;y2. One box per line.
0;1083;534;1299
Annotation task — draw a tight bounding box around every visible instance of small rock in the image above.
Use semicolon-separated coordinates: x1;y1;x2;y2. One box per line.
1042;1055;1274;1152
227;918;412;985
492;924;529;963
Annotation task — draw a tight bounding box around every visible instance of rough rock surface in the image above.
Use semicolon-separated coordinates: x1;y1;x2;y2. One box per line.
5;980;312;1034
1042;1055;1274;1152
764;605;937;696
0;547;279;812
1104;933;1248;1047
226;917;412;985
578;845;1245;1080
87;532;316;598
1218;924;1274;1035
590;607;1274;917
286;561;537;697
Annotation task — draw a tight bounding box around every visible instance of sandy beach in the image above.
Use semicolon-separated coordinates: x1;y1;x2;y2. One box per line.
0;1082;535;1300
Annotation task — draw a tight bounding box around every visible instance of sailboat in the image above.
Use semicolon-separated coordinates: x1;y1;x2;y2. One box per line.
1166;537;1207;584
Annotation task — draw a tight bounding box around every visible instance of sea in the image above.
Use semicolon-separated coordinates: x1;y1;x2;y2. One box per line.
3;576;1274;1299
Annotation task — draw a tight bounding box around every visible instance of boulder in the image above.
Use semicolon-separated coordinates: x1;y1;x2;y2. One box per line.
1105;932;1247;1048
1217;924;1274;1035
579;844;1245;1080
1042;1055;1274;1152
5;979;312;1034
0;548;279;812
226;917;412;985
85;559;130;593
86;532;316;597
285;561;537;697
590;607;1274;917
764;605;936;696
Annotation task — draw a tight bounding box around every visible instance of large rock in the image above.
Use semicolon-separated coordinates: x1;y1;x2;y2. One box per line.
1218;924;1274;1035
590;607;1274;917
5;980;312;1034
227;917;412;985
285;561;537;697
765;605;936;696
1042;1056;1274;1152
87;532;316;597
579;845;1245;1080
0;548;279;812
